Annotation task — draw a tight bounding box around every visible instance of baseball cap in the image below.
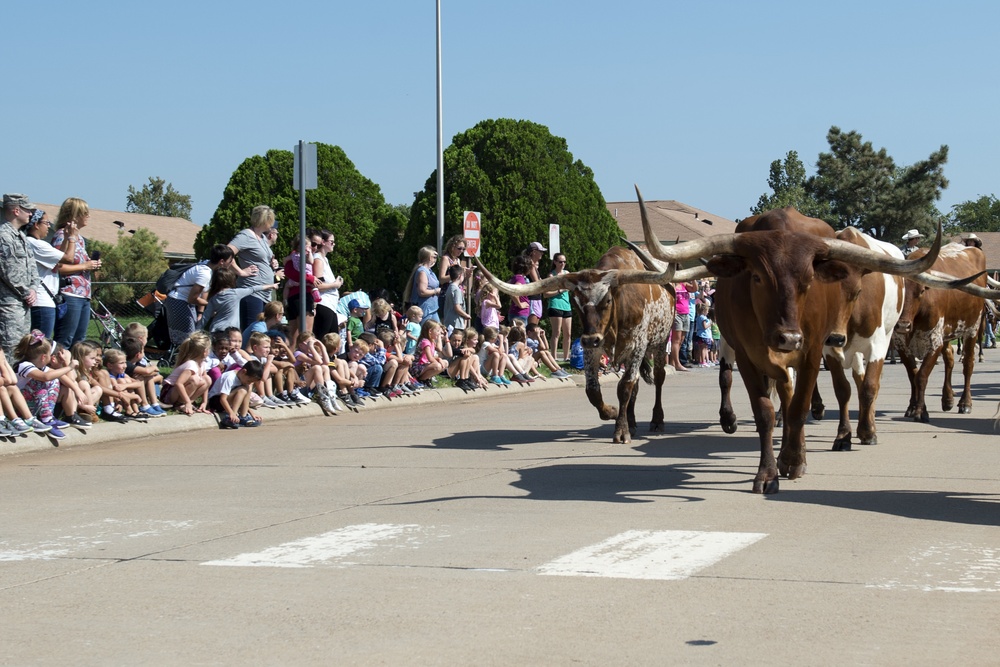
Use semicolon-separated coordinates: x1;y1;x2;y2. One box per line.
348;299;367;311
3;194;36;211
529;241;547;252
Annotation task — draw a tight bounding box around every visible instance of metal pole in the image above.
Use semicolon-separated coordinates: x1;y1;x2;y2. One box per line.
435;0;444;256
298;140;307;339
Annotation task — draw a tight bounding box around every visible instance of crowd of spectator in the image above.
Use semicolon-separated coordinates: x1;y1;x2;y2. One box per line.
0;198;591;441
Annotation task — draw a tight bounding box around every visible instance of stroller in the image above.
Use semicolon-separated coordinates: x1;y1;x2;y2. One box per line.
137;290;176;368
90;299;126;349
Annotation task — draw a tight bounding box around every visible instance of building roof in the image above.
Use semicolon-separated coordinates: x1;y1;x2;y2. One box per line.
607;199;737;245
34;204;199;260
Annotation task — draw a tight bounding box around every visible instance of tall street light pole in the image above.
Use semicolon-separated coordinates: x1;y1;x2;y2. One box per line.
435;0;444;255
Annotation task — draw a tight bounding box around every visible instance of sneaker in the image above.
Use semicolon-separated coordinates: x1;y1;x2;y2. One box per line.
149;404;167;416
44;418;70;429
29;419;52;434
68;414;92;430
349;390;366;406
239;414;262;427
0;420;14;437
289;390;310;404
9;418;33;434
47;425;67;440
499;375;512;386
551;369;570;379
248;392;264;408
140;405;164;418
128;412;149;423
269;394;290;406
338;392;359;411
356;388;370;398
103;412;130;424
218;415;239;430
260;396;280;409
490;375;505;386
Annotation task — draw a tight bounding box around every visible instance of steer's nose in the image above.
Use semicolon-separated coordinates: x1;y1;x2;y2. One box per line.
580;334;603;348
895;321;912;335
825;332;847;347
774;331;803;352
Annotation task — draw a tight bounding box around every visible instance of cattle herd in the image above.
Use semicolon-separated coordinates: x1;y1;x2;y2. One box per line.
482;185;999;494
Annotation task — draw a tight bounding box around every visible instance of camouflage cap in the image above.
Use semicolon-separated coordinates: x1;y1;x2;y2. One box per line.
2;194;36;211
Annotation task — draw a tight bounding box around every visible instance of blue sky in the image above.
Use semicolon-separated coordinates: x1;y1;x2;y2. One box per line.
4;1;998;227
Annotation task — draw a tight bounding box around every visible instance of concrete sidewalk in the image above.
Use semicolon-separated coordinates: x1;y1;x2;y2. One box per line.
0;372;584;458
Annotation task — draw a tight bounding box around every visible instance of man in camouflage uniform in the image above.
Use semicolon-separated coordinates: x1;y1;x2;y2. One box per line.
0;194;41;355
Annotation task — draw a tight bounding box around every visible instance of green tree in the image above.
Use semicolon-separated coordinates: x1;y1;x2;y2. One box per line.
752;150;828;218
90;228;169;307
806;127;948;241
126;177;193;220
947;195;1000;234
404;118;621;286
194;144;403;293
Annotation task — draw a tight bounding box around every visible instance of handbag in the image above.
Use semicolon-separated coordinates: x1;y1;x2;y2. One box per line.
39;281;68;319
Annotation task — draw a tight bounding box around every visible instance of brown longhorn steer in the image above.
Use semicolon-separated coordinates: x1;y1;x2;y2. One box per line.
636;188;940;493
477;246;682;444
892;243;988;422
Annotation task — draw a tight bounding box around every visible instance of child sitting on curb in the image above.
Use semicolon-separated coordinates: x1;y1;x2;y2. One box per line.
476;326;513;386
210;359;265;429
161;332;212;416
49;344;95;429
322;332;364;410
122;336;168;416
526;322;571;379
14;330;78;439
410;319;447;387
98;348;148;423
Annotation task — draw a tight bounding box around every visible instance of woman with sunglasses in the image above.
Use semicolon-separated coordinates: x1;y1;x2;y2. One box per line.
545;253;573;362
437;234;469;290
24;210;77;339
311;230;343;338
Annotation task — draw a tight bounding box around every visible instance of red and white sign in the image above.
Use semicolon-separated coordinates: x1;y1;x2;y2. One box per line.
463;211;481;257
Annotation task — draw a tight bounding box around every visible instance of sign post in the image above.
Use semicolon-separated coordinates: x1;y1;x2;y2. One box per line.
463;211;481;315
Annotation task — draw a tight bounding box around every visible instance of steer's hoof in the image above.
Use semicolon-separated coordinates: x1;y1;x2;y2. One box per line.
753;477;779;494
942;399;954;412
958;405;972;414
650;420;663;432
832;437;852;452
720;413;738;434
786;464;806;480
613;430;631;444
859;435;878;446
812;406;825;421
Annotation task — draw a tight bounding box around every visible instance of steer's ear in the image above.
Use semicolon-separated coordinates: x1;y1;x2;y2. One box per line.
705;255;746;278
813;258;852;283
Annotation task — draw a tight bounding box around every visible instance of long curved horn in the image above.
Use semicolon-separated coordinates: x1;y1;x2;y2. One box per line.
987;275;1000;289
474;258;572;297
622;237;667;272
820;221;942;276
636;185;739;262
909;269;1000;299
673;265;714;282
610;264;677;287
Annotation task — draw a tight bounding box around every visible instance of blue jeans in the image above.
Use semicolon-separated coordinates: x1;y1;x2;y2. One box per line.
239;295;267;332
31;306;56;341
364;363;384;390
54;295;91;349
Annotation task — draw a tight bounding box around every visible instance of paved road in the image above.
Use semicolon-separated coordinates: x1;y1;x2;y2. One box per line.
1;358;999;665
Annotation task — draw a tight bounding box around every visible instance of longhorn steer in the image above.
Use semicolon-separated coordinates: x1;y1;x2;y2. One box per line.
819;227;907;450
478;246;677;444
892;243;987;422
637;186;940;493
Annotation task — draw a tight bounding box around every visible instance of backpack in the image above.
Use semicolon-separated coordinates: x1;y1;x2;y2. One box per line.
155;262;197;295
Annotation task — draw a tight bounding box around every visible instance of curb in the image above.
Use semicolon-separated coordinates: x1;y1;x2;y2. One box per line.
0;374;582;459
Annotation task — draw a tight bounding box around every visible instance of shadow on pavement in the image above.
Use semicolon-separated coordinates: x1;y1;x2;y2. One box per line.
768;489;1000;527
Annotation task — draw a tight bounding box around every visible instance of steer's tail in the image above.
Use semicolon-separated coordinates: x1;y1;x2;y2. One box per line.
640;358;654;385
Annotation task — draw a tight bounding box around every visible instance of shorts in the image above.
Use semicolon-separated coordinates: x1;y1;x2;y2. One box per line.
673;313;689;332
285;291;315;321
548;307;572;318
207;395;224;412
694;338;712;353
411;360;427;378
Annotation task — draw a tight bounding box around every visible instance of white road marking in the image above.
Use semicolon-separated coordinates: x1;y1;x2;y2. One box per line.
537;529;767;580
0;519;198;561
203;523;422;568
867;543;1000;593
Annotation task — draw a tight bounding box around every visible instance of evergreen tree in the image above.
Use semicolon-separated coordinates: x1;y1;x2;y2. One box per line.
404;118;621;285
752;150;828;219
195;144;404;293
126;177;193;220
807;127;948;241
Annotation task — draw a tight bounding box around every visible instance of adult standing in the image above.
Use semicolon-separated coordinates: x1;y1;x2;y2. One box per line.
900;229;923;257
507;254;532;326
545;252;572;362
525;241;546;322
437;234;468;290
0;194;41;356
165;245;240;346
403;246;441;323
312;229;343;338
669;280;692;372
25;209;76;339
52;197;101;350
228;205;282;331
